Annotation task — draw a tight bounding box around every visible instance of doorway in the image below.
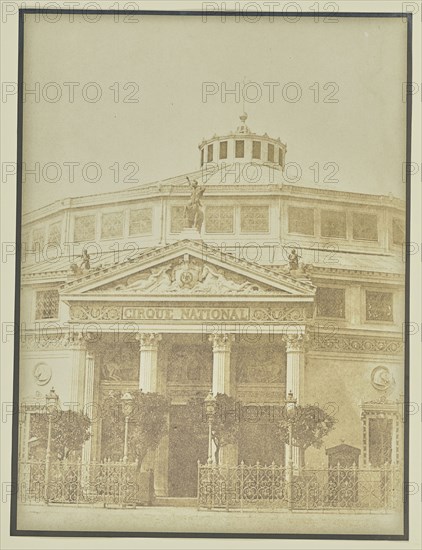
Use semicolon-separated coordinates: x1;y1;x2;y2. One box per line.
168;404;208;497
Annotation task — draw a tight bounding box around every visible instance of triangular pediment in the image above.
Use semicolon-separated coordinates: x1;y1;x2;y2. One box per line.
61;240;315;299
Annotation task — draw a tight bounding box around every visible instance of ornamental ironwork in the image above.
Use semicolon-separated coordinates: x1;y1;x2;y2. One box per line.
35;289;59;320
74;215;96;242
129;208;152;236
205;206;234;234
197;462;401;511
316;287;345;318
240;206;269;233
18;458;146;507
366;291;393;322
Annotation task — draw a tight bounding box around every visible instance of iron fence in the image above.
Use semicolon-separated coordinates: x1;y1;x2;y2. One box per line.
18;458;145;507
197;461;402;511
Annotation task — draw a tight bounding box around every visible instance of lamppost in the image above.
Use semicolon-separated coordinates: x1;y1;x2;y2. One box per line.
285;390;297;511
44;387;59;503
204;390;217;465
121;392;134;462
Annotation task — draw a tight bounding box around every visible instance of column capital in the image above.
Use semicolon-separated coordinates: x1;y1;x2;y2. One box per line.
282;332;308;353
136;332;162;350
67;331;87;350
209;333;234;352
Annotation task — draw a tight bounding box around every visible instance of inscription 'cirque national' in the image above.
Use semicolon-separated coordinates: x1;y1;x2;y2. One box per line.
123;306;250;321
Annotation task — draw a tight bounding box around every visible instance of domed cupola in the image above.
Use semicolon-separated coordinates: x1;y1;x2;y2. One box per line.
198;114;287;185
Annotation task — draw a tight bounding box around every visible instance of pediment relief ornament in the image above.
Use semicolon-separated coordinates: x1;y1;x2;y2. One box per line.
97;254;277;295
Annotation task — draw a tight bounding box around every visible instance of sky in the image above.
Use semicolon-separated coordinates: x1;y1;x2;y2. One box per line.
21;13;408;213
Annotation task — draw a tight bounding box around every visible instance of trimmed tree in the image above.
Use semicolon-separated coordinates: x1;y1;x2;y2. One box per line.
29;409;91;460
186;392;240;464
100;389;169;467
276;403;337;465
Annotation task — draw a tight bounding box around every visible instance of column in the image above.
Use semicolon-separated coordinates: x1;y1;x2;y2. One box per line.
82;352;95;465
69;332;87;407
137;333;162;392
209;334;236;465
210;333;234;396
283;332;307;471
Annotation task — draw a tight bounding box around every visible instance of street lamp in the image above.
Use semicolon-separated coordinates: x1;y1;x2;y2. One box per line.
121;392;134;462
204;390;217;465
285;390;297;510
44;387;59;503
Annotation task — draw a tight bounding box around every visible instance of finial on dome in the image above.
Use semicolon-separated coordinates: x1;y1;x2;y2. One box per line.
237;112;250;134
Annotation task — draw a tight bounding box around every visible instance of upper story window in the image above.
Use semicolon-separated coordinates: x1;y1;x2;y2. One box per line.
267;143;274;162
32;227;45;250
352;212;378;241
366;291;393;322
235;140;244;158
207;144;213;162
205;206;234;233
35;289;59;320
240;206;269;233
392;218;405;246
321;210;346;239
278;148;283;166
200;148;204;166
48;222;61;245
170;206;185;233
252;141;261;160
219;141;228;160
288;207;314;236
101;212;124;239
316;287;345;318
74;215;96;242
129;208;152;236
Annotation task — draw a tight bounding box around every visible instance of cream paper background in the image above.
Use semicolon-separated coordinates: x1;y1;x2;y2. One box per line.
1;1;421;548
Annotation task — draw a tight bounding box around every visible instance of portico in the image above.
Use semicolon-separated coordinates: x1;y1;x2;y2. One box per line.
59;240;314;496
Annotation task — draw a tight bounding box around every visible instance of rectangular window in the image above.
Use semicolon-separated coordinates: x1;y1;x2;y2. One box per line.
205;206;234;233
35;289;59;320
235;140;244;158
368;418;393;467
101;211;124;239
200;148;204;166
129;208;152;235
219;141;228;160
316;287;345;318
352;212;378;241
366;291;393;322
240;206;269;233
73;215;96;242
321;210;347;238
288;207;315;236
252;141;261;159
48;222;61;245
278;148;283;166
32;227;45;250
207;144;213;162
267;143;274;162
392;218;405;245
170;206;185;233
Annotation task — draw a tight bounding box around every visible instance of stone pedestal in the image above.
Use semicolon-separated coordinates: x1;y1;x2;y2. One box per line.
180;227;202;240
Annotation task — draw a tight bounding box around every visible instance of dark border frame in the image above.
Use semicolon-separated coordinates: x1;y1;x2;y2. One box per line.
10;8;412;541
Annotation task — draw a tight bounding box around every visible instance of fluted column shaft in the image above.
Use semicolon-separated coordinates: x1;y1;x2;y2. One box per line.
137;333;162;392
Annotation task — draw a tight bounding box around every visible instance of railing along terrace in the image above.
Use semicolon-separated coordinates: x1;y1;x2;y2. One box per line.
197;461;402;512
18;458;143;507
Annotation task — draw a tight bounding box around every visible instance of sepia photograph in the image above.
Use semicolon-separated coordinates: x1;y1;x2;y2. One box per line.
8;6;414;540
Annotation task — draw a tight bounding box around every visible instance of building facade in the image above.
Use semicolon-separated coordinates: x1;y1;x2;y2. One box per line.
18;116;405;498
